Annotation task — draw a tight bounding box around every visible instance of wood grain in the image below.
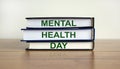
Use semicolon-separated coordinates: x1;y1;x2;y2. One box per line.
0;39;120;69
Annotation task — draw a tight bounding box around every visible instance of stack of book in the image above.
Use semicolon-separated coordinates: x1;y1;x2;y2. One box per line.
21;17;95;50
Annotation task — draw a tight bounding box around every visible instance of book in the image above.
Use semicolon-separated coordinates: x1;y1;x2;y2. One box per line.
21;17;95;50
21;28;95;42
27;42;94;50
26;17;94;28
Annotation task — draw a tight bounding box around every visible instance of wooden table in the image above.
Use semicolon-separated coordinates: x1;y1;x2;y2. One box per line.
0;39;120;69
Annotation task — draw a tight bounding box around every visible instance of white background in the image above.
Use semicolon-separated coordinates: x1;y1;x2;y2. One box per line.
0;0;120;39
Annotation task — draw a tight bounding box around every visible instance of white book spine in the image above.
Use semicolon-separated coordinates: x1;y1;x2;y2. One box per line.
23;29;93;40
27;19;92;28
29;42;93;49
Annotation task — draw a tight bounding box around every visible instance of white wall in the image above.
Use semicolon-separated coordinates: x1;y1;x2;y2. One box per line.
0;0;120;39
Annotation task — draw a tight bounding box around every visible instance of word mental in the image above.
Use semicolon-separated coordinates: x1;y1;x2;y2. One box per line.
41;20;76;27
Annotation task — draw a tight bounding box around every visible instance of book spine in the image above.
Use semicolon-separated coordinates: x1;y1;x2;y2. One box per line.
22;29;94;41
27;18;94;28
28;42;94;50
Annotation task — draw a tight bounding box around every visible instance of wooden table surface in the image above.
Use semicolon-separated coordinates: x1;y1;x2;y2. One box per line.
0;39;120;69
